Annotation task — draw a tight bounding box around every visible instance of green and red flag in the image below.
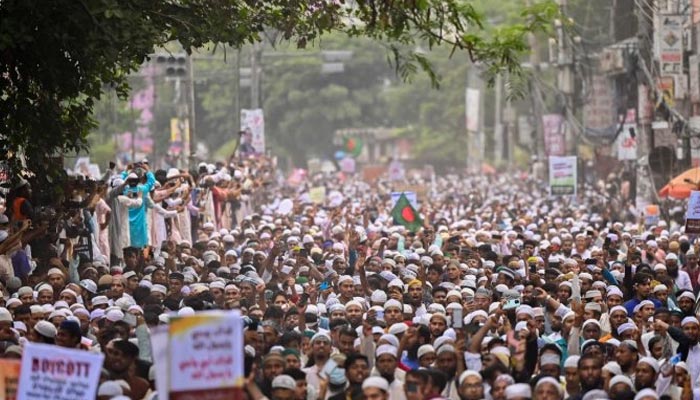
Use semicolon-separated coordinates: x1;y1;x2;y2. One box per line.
344;137;363;158
391;193;423;232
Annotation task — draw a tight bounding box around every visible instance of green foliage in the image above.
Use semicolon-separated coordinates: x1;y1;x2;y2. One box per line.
1;0;558;177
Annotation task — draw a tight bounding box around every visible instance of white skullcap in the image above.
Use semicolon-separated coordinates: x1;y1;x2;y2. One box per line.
417;344;435;359
535;377;563;396
458;370;482;385
603;361;622;375
678;291;696;302
505;383;532;399
378;334;399;348
634;388;659;400
388;323;408;335
638;356;660;373
609;375;634;390
384;299;402;310
682;316;700;327
564;355;579;369
375;344;398;358
362;377;389;392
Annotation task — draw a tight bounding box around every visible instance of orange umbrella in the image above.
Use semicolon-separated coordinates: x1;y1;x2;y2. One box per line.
658;167;700;199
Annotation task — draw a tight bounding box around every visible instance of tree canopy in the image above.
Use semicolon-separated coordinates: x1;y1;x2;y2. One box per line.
0;0;558;176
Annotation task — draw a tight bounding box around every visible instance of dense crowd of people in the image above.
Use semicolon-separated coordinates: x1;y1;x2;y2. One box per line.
0;154;695;400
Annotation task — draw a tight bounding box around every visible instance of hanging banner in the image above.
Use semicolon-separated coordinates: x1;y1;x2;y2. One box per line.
169;117;190;156
636;155;656;211
0;359;20;400
465;88;480;133
656;15;684;75
583;75;617;137
17;343;104;400
616;109;638;160
686;191;700;233
169;311;245;399
240;109;266;154
690;55;700;103
542;114;567;156
548;156;577;196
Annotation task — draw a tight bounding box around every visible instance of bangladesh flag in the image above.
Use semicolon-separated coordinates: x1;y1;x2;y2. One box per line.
345;137;363;158
391;193;423;232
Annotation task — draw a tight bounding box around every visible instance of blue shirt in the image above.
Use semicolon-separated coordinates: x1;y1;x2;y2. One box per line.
623;297;662;316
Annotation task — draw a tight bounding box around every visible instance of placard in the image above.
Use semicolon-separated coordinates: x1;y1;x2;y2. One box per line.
686;191;700;233
309;187;327;204
548;156;577;196
0;359;20;400
240;109;265;154
17;343;104;400
169;311;245;399
645;204;661;226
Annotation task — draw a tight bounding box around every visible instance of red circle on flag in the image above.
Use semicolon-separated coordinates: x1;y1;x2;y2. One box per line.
401;206;415;222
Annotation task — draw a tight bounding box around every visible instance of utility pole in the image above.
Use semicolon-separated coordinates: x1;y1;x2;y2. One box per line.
494;73;504;162
527;35;547;162
233;48;241;133
504;78;516;168
250;42;261;109
187;54;196;168
555;0;576;156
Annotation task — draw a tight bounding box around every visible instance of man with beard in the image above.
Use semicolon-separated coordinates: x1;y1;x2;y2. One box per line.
656;317;700;386
614;340;639;377
337;275;355;304
337;326;358;355
666;253;693;291
457;371;484;400
563;355;580;398
399;325;431;370
329;354;370;400
429;313;448;342
345;300;363;328
373;345;406;400
383;299;404;328
303;332;333;391
684;249;699;291
676;291;696;317
435;346;459;400
259;353;286;397
406;280;426;314
104;339;150;400
634;357;667;393
521;282;537;306
568;353;603;400
473;288;492;312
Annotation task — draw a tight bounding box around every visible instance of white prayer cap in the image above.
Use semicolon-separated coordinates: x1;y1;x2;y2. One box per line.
505;383;532;399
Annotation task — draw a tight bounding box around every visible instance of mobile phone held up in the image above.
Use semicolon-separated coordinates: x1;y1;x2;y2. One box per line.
503;298;521;310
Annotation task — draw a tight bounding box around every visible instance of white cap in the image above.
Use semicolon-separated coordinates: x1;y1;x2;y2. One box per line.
505;383;532;399
362;377;389;392
271;375;296;391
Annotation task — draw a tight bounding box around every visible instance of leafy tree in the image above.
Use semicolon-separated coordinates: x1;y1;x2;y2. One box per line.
1;0;558;178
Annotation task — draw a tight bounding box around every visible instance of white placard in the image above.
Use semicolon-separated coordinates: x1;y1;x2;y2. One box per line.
17;343;104;400
169;311;245;396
